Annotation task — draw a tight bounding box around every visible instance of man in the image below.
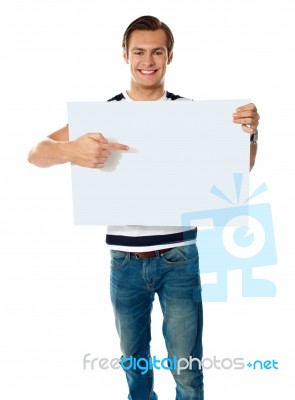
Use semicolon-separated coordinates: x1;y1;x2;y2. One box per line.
28;15;259;400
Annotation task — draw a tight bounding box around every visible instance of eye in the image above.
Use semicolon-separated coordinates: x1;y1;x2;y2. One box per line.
134;51;144;55
154;51;163;55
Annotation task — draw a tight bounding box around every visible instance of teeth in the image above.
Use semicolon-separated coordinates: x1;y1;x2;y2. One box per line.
140;70;156;74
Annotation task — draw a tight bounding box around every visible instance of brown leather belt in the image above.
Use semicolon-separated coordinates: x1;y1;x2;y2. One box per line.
130;247;173;259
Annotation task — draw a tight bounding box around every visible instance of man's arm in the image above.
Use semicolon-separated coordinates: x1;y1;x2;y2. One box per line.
250;142;257;171
28;125;129;168
232;103;260;171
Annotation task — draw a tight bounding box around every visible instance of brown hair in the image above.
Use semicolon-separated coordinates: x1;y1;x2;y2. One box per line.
122;15;174;57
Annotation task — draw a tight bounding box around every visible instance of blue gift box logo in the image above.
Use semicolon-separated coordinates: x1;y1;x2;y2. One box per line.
181;173;277;302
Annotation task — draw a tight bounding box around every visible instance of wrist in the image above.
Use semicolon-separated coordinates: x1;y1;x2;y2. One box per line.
58;141;75;163
250;130;258;144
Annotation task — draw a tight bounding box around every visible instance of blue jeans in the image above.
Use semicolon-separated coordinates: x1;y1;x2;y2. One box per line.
110;244;204;400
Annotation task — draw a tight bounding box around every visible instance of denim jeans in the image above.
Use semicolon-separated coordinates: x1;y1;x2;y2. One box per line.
110;244;204;400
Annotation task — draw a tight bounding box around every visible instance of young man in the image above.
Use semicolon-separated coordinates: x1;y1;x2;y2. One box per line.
28;15;259;400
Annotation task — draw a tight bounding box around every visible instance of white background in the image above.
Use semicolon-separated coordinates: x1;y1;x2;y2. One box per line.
0;0;294;399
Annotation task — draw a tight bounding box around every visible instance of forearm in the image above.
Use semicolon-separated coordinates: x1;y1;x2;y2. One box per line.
28;138;73;167
250;143;257;171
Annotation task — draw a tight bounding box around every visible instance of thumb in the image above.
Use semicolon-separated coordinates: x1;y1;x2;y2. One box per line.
89;133;108;143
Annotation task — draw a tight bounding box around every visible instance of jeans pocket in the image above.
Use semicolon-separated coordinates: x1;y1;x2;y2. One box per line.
161;244;198;266
110;250;129;269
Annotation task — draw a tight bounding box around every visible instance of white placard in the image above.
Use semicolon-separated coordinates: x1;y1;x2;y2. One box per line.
68;100;250;225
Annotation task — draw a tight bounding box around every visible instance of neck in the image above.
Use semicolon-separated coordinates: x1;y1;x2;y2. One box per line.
127;82;166;101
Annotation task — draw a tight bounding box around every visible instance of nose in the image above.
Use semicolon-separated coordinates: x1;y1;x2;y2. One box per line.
143;51;155;66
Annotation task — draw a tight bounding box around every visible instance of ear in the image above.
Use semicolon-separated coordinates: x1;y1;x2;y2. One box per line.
123;50;129;64
167;51;173;65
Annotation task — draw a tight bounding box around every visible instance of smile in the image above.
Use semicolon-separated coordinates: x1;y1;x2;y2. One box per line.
139;70;158;75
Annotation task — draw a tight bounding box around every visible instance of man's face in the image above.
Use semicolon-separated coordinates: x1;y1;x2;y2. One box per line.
123;29;173;89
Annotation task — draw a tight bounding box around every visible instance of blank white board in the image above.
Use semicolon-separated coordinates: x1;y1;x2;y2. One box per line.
68;100;250;225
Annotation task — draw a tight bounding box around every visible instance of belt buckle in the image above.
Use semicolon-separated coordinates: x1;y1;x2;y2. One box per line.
134;251;154;259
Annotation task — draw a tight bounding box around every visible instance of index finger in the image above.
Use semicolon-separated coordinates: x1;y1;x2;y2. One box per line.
103;142;129;151
236;103;257;113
